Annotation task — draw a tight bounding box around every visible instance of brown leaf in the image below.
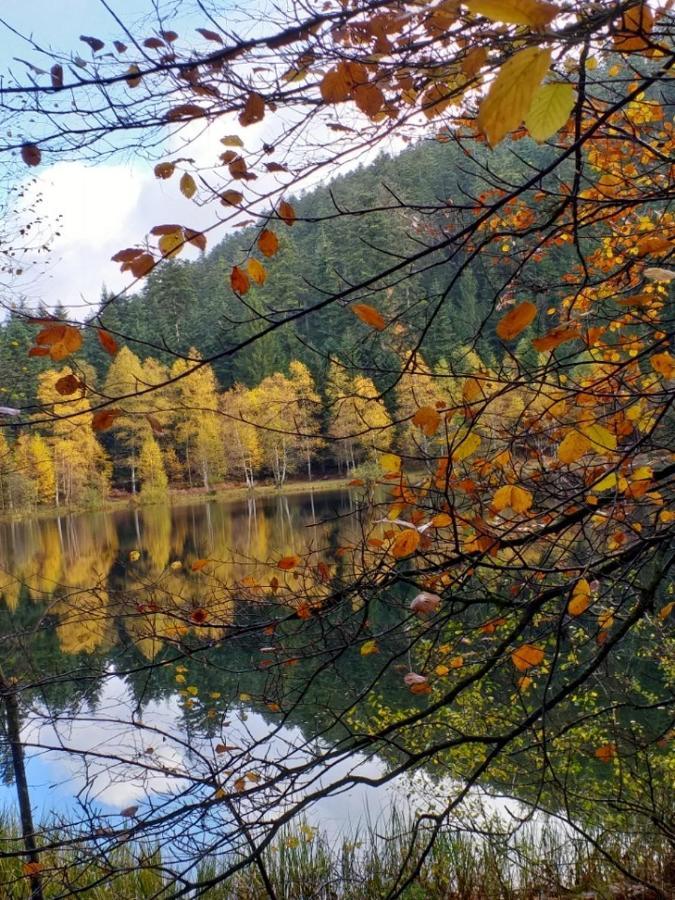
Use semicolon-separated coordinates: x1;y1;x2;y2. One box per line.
220;190;244;206
239;92;266;127
165;104;206;122
98;329;118;355
55;374;82;396
412;405;441;437
278;200;296;226
120;805;138;817
50;64;63;89
125;65;141;87
21;143;41;167
154;162;175;180
92;408;123;432
196;27;223;43
179;172;197;199
80;35;105;52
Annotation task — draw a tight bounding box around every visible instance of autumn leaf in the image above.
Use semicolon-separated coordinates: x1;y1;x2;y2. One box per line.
431;512;452;527
258;229;279;257
190;608;208;624
180;172;197;199
412;405;441;437
221;190;244;206
239;91;265;126
154;161;175;179
351;303;386;331
320;68;352;103
525;82;575;142
278;554;301;570
476;47;551;146
496;301;537;340
247;258;266;285
511;644;545;671
380;453;401;473
125;64;141;87
492;484;533;514
580;423;617;453
22;861;42;877
21;143;41;166
98;329;119;355
651;351;675;379
92;408;123;431
465;0;559;28
55;373;82;396
191;558;209;572
278;200;296;226
32;323;83;361
568;578;592;616
360;639;379;656
594;743;617;762
614;3;654;53
531;324;579;352
557;430;591;464
410;591;441;615
452;431;481;462
230;265;250;294
390;529;421;559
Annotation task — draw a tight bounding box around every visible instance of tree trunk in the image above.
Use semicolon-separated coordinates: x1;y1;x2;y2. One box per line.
0;675;44;900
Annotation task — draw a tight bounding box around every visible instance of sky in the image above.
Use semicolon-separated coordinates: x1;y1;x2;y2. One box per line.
0;1;249;316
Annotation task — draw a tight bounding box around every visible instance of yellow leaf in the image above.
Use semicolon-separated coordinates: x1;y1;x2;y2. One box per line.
581;423;617;453
568;578;592;616
128;549;141;562
380;453;401;473
511;644;545;671
465;0;559;27
179;172;197;199
390;529;421;559
435;664;449;676
496;300;537;340
360;639;379;656
159;230;184;258
477;47;551;146
351;303;386;331
492;484;533;514
597;609;614;630
557;430;592;464
412;405;441;437
221;134;244;147
247;258;266;285
452;431;481;461
525;82;575;141
592;472;618;492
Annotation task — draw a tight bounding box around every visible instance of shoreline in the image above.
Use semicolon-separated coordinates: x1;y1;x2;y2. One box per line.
0;476;355;524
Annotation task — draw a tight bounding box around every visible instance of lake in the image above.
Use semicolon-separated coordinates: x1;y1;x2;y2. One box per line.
0;489;670;894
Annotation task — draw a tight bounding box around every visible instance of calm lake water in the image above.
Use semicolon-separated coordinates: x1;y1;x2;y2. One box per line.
0;489;666;882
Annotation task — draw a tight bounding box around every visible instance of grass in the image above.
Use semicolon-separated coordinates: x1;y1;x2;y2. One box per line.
0;809;671;899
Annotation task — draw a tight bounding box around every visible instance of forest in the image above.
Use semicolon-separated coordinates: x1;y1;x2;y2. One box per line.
0;1;672;898
0;136;568;510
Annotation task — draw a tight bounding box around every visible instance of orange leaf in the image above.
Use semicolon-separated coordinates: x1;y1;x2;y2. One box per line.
496;301;536;340
567;578;592;616
531;324;579;352
191;558;209;572
257;229;279;257
320;68;352;103
278;554;301;570
412;405;441;437
230;265;250;294
92;408;123;431
390;529;421;559
651;351;675;379
351;303;386;331
33;323;83;361
492;484;533;514
278;200;296;226
98;329;118;355
594;742;617;762
511;644;545;671
353;82;385;117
